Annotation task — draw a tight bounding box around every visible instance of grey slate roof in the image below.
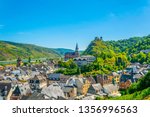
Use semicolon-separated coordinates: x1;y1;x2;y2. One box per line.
62;86;75;93
41;83;65;99
25;92;45;100
103;84;119;94
0;81;12;97
92;83;102;91
66;76;87;88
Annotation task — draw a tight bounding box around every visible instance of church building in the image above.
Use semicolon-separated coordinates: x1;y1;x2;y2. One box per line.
64;43;80;61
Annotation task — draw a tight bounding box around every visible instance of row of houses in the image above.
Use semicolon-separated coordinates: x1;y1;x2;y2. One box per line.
0;73;121;100
119;64;150;89
0;60;149;100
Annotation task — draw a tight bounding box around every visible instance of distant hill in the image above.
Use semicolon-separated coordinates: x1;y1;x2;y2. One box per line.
83;35;150;56
54;48;74;56
54;48;84;56
0;41;61;61
83;35;150;64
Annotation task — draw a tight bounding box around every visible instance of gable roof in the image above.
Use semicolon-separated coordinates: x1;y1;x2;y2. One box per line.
66;76;87;88
111;72;119;76
91;83;102;91
103;84;119;94
25;92;45;100
0;81;12;97
86;76;96;84
47;73;61;80
32;74;46;81
62;86;75;93
41;83;65;99
120;74;134;82
17;83;32;96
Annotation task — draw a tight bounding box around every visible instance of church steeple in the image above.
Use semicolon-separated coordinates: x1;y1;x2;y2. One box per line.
75;43;79;57
75;43;79;52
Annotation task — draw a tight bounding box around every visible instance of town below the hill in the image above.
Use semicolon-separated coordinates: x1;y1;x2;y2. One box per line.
0;36;150;100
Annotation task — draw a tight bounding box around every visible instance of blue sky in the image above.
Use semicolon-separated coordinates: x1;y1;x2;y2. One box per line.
0;0;150;50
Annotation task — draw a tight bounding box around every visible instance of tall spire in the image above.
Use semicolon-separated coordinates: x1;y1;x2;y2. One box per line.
75;43;79;52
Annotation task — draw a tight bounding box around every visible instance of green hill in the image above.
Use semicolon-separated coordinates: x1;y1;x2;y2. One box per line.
83;37;109;56
83;35;150;64
54;48;84;56
0;41;61;61
54;48;74;56
81;37;129;74
84;35;150;56
105;35;150;54
105;35;150;64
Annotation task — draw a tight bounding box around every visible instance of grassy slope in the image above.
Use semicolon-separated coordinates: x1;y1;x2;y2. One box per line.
0;41;61;61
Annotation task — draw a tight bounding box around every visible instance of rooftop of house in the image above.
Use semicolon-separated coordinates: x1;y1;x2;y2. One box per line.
23;91;45;100
133;73;143;79
141;49;150;54
62;86;76;93
91;83;102;91
41;83;65;99
86;76;96;84
47;73;61;80
13;83;32;96
31;74;47;81
66;76;88;87
0;81;12;97
111;72;120;76
82;95;95;100
103;84;119;94
120;73;134;82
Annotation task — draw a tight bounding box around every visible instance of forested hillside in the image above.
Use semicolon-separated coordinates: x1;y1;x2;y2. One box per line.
105;35;150;64
0;41;61;61
105;35;150;54
83;35;150;64
82;37;129;75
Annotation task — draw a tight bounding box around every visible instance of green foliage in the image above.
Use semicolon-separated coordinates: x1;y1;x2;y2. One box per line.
96;72;150;100
0;41;61;61
56;59;78;75
127;72;150;94
105;35;150;64
110;87;150;100
58;59;77;69
131;52;149;64
82;37;129;75
107;72;150;100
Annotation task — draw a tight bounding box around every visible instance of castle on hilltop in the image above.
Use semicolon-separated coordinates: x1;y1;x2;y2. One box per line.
64;43;80;61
